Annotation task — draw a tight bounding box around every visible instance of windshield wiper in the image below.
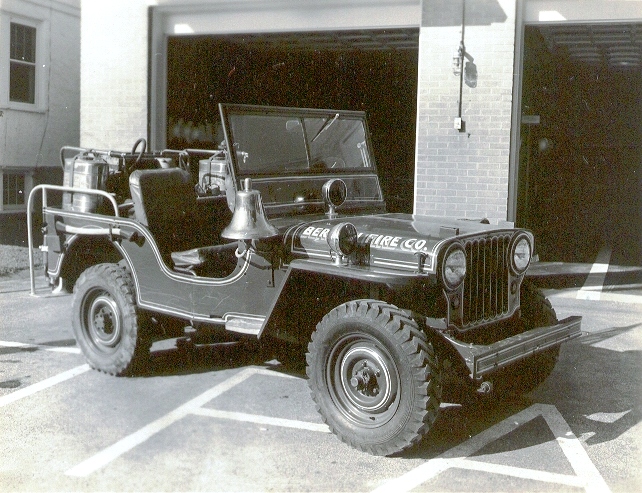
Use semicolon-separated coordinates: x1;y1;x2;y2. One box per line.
311;113;339;143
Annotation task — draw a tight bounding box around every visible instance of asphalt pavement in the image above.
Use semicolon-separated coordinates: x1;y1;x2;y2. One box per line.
1;264;641;492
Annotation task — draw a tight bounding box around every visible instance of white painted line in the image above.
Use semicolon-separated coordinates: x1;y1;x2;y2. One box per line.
191;408;331;433
584;410;630;424
577;246;612;300
434;458;586;488
66;367;263;477
0;364;90;408
0;340;80;354
546;289;642;304
66;405;194;478
597;292;642;304
543;408;611;493
370;403;611;493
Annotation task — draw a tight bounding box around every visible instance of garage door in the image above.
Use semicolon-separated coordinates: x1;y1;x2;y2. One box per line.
518;23;642;265
150;2;420;212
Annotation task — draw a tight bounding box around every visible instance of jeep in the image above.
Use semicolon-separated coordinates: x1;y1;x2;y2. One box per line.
28;104;581;456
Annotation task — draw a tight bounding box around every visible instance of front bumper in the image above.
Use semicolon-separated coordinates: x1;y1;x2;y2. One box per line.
446;316;582;380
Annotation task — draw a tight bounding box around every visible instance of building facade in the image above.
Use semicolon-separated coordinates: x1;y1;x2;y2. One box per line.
0;0;80;244
79;0;642;263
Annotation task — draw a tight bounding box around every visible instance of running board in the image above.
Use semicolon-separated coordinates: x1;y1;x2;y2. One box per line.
225;316;264;335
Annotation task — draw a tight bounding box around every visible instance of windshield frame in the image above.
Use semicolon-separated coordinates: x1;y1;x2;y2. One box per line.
218;104;379;180
218;104;385;215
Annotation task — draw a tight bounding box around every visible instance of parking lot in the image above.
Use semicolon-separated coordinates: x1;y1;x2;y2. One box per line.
1;265;641;492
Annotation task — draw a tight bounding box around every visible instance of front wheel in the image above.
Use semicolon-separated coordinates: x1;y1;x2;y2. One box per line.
71;263;151;376
306;300;441;456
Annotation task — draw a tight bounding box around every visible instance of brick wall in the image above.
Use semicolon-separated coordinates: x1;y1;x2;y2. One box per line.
415;0;517;223
80;0;148;149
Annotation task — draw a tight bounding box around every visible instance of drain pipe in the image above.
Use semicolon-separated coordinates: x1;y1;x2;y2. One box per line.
455;0;467;131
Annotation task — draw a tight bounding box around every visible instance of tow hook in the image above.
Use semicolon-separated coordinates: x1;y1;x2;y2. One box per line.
476;381;493;395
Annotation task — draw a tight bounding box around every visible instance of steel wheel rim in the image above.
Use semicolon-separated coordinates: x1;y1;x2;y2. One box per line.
82;290;122;352
327;333;400;428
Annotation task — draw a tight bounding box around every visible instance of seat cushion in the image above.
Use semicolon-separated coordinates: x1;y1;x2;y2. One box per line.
171;242;239;268
129;168;196;255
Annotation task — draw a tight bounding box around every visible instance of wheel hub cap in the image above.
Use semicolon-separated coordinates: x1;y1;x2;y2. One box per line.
88;294;121;348
338;343;397;415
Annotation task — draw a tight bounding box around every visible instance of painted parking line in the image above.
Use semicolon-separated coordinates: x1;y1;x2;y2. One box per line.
371;403;610;493
547;288;642;305
577;246;612;301
0;364;90;408
0;340;81;354
66;367;305;477
591;291;642;304
191;408;331;433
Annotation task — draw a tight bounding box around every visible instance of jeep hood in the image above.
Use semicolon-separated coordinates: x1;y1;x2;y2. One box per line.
282;213;514;274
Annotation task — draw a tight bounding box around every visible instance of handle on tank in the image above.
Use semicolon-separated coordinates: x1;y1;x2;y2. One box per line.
59;146;87;168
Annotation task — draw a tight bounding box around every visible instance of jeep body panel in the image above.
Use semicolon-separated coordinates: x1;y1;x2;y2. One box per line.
28;103;582;456
34;104;554;340
288;213;512;272
42;206;275;325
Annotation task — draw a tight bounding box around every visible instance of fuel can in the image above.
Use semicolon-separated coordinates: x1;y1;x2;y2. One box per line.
62;154;109;212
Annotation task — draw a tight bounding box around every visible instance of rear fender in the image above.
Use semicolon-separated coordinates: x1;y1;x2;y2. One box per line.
50;234;127;290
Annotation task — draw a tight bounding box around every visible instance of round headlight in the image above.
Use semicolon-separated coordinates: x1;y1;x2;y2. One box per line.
327;222;358;257
511;235;531;274
443;246;466;289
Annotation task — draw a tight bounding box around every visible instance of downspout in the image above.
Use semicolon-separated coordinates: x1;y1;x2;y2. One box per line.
457;1;466;123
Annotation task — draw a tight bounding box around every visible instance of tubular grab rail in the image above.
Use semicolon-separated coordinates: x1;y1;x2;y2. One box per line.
27;184;120;296
60;145;191;170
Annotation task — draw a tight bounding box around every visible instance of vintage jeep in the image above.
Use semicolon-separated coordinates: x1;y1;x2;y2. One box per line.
28;104;581;456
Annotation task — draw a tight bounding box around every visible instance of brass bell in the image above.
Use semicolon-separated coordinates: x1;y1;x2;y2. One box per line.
222;178;279;240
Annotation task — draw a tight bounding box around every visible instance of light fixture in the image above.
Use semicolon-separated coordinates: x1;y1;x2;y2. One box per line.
452;41;465;76
327;222;357;265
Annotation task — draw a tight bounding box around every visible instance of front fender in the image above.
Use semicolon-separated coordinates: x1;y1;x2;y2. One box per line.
259;259;429;344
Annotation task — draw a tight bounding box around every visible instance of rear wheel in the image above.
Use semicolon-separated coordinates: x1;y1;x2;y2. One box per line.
72;263;151;375
306;300;441;456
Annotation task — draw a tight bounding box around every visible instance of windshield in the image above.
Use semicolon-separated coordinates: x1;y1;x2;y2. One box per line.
225;111;373;175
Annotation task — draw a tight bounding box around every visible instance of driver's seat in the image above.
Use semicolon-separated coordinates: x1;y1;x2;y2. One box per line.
129;168;236;275
129;168;197;260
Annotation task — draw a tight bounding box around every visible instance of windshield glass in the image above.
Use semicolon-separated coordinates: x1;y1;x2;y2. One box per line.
226;112;372;175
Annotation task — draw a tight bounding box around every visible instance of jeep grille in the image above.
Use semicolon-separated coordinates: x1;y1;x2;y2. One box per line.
462;235;511;327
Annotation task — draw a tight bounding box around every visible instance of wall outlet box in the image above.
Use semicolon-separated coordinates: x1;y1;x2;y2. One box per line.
454;117;464;130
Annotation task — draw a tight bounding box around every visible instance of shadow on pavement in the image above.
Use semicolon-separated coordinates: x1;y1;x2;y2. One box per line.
404;325;641;459
527;261;642;290
141;335;307;379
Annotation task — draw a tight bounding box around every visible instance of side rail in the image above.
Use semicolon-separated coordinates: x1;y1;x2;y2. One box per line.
27;184;120;296
61;143;191;172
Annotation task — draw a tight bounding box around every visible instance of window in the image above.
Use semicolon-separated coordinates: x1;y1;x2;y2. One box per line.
1;16;46;110
10;22;37;104
2;173;26;207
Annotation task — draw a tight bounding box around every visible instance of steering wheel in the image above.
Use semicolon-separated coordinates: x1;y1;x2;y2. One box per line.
126;138;147;174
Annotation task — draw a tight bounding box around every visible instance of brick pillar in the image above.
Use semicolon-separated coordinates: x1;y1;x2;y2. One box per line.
80;0;149;149
415;0;517;223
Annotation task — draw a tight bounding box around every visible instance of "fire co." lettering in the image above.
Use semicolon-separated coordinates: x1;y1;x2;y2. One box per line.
300;227;430;254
